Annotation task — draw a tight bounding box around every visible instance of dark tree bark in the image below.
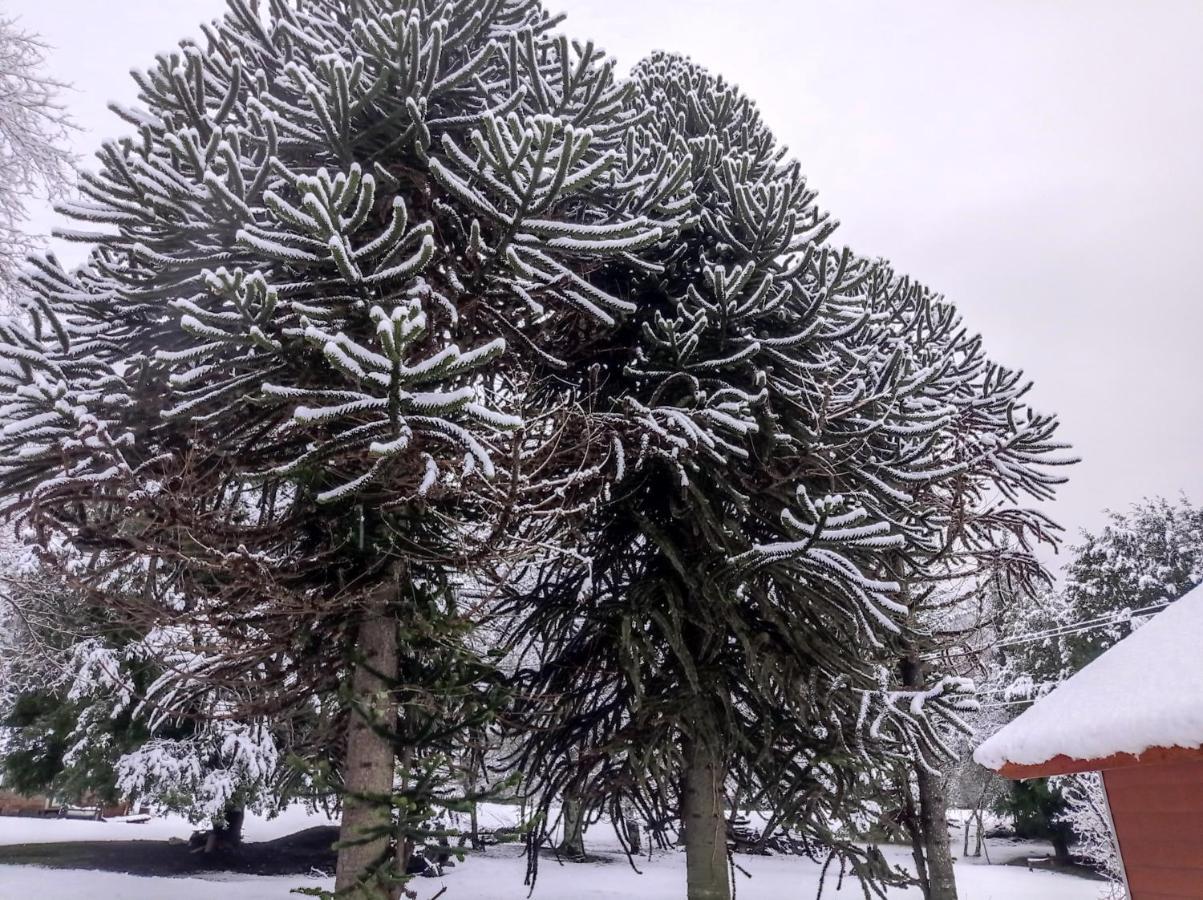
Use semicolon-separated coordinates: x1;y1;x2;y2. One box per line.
194;803;245;854
388;746;415;900
681;738;730;900
204;804;245;853
1051;828;1072;865
900;775;931;899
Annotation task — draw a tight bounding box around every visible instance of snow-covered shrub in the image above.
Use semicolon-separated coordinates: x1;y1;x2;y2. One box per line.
1054;772;1124;895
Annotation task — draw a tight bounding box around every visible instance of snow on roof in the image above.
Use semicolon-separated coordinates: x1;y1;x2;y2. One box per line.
975;582;1203;773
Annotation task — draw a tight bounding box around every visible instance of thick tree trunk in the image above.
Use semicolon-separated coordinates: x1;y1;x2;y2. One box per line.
335;595;400;898
901;654;958;900
559;793;586;859
915;766;958;900
204;804;245;853
1051;829;1071;865
681;739;730;900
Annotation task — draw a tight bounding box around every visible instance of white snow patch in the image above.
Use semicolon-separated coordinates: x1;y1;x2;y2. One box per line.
0;806;1104;900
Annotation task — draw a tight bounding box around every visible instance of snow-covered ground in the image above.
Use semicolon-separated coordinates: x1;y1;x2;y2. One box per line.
0;806;1107;900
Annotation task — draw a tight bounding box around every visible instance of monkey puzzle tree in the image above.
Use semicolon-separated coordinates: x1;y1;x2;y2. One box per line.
503;53;1072;900
0;1;686;896
0;5;1074;900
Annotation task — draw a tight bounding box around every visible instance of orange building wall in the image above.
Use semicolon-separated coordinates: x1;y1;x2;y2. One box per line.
1104;759;1203;899
0;790;49;816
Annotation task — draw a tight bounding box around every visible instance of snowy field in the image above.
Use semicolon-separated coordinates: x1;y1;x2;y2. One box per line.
0;806;1106;900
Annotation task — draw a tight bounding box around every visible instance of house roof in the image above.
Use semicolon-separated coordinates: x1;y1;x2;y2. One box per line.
975;582;1203;778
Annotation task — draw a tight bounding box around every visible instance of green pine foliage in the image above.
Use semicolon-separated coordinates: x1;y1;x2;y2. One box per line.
1;691;131;806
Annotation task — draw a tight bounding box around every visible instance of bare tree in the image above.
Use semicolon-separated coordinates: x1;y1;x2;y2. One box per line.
0;16;73;300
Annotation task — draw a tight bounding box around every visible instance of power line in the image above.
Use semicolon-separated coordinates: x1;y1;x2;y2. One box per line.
978;698;1040;711
995;600;1170;648
927;599;1172;662
966;600;1180;709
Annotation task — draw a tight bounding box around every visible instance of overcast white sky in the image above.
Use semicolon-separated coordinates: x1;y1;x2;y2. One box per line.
9;0;1203;562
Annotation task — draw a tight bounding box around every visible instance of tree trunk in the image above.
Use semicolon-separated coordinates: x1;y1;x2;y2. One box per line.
900;775;931;899
1051;829;1071;865
681;739;730;900
462;745;482;851
901;654;958;900
915;765;958;900
391;831;414;900
203;804;245;853
559;792;586;859
622;800;642;855
335;592;400;899
387;747;416;900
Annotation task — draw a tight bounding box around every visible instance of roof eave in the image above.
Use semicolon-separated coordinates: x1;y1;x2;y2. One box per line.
993;743;1203;780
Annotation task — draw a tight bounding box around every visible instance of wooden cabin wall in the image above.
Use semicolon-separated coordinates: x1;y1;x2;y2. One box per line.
1105;760;1203;899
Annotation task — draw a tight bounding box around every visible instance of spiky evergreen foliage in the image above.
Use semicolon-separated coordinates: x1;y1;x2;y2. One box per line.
0;3;1074;898
503;54;1072;898
0;1;685;895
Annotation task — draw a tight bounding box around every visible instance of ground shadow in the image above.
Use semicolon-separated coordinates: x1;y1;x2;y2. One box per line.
0;826;340;877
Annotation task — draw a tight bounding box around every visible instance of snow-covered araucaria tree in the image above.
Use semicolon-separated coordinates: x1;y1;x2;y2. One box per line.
870;295;1075;900
0;1;686;896
503;54;1073;900
0;16;74;301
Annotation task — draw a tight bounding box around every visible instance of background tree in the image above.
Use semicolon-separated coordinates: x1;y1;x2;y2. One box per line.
994;778;1073;864
1054;772;1124;892
970;494;1201;882
0;541;290;849
1000;495;1203;696
0;16;74;300
0;15;75;774
885;334;1074;900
